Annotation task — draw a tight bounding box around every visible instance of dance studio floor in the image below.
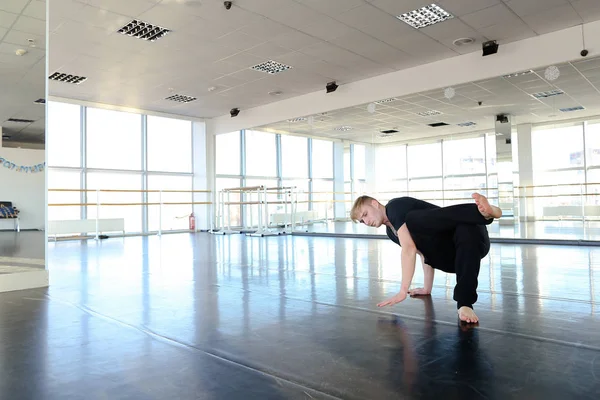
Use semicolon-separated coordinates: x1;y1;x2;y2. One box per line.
1;232;599;399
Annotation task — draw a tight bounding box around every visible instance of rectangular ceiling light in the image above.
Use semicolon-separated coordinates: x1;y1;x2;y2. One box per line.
287;117;307;123
118;19;170;42
417;110;442;117
165;94;197;103
396;4;454;29
560;106;585;112
49;72;87;84
457;121;477;127
428;122;449;127
532;89;564;99
251;60;292;74
34;98;45;104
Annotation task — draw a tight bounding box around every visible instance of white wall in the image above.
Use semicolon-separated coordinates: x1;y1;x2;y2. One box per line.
0;147;45;230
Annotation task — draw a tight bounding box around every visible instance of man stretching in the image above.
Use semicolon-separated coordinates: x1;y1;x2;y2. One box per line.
350;193;502;324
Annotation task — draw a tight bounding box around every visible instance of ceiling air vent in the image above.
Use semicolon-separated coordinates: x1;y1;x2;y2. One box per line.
334;126;352;131
380;129;398;134
532;89;564;99
34;98;45;104
428;122;449;127
375;98;398;104
118;19;170;42
251;60;292;74
457;121;477;127
7;118;35;123
559;106;585;112
165;94;197;103
417;110;442;117
49;72;87;84
288;117;307;123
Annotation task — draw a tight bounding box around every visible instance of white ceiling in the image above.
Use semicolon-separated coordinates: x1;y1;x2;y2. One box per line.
257;56;600;143
48;0;600;121
0;0;46;145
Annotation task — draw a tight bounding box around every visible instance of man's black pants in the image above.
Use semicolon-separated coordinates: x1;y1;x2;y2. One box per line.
404;204;492;309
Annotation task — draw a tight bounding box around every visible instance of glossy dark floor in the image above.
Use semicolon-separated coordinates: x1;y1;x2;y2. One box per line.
2;233;600;399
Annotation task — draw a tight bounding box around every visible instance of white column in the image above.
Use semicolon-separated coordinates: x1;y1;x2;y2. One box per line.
0;126;3;148
365;143;376;194
192;121;213;230
333;141;345;219
516;124;534;221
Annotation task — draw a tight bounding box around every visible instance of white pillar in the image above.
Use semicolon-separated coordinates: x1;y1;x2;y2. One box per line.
365;143;376;194
333;141;345;219
0;126;3;148
516;124;534;221
192;121;213;230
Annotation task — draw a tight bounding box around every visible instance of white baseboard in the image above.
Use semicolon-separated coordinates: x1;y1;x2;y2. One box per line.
0;269;49;293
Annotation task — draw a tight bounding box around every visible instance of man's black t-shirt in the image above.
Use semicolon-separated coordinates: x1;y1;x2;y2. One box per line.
384;197;455;273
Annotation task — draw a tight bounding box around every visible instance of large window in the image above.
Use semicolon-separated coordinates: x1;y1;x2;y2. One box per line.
443;137;486;204
47;169;81;221
407;143;442;204
147;116;192;173
312;139;333;179
281;135;308;178
86;107;142;170
47;101;197;236
87;172;143;233
47;101;81;168
147;175;193;232
245;130;276;177
532;124;585;216
216;131;240;175
216;178;242;228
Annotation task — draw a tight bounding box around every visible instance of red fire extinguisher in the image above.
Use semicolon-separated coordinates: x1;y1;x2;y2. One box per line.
189;213;196;231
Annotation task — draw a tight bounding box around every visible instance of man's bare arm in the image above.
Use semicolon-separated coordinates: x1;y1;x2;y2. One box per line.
409;263;435;296
377;223;417;307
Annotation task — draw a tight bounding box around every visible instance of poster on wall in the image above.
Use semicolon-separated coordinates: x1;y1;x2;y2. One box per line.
0;156;45;173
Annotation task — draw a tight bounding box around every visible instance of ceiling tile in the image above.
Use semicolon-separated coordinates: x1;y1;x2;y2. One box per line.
570;0;600;23
505;0;570;17
0;0;28;14
295;0;364;17
521;4;583;35
3;28;45;50
246;41;294;60
213;30;267;53
13;16;46;36
269;30;322;51
22;0;45;20
460;3;516;30
437;0;501;17
0;10;19;29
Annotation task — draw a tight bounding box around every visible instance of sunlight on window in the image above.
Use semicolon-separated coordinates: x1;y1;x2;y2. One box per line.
281;135;308;178
47;101;81;168
48;169;81;221
407;142;442;178
246;130;276;177
147;175;193;231
87;172;143;233
87;108;142;170
216;132;240;175
312;139;333;179
147;116;192;173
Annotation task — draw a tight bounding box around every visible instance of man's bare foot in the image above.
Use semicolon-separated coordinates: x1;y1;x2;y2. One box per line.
472;193;502;219
458;306;479;323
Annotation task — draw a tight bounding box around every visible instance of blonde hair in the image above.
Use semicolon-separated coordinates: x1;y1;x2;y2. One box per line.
350;195;377;222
